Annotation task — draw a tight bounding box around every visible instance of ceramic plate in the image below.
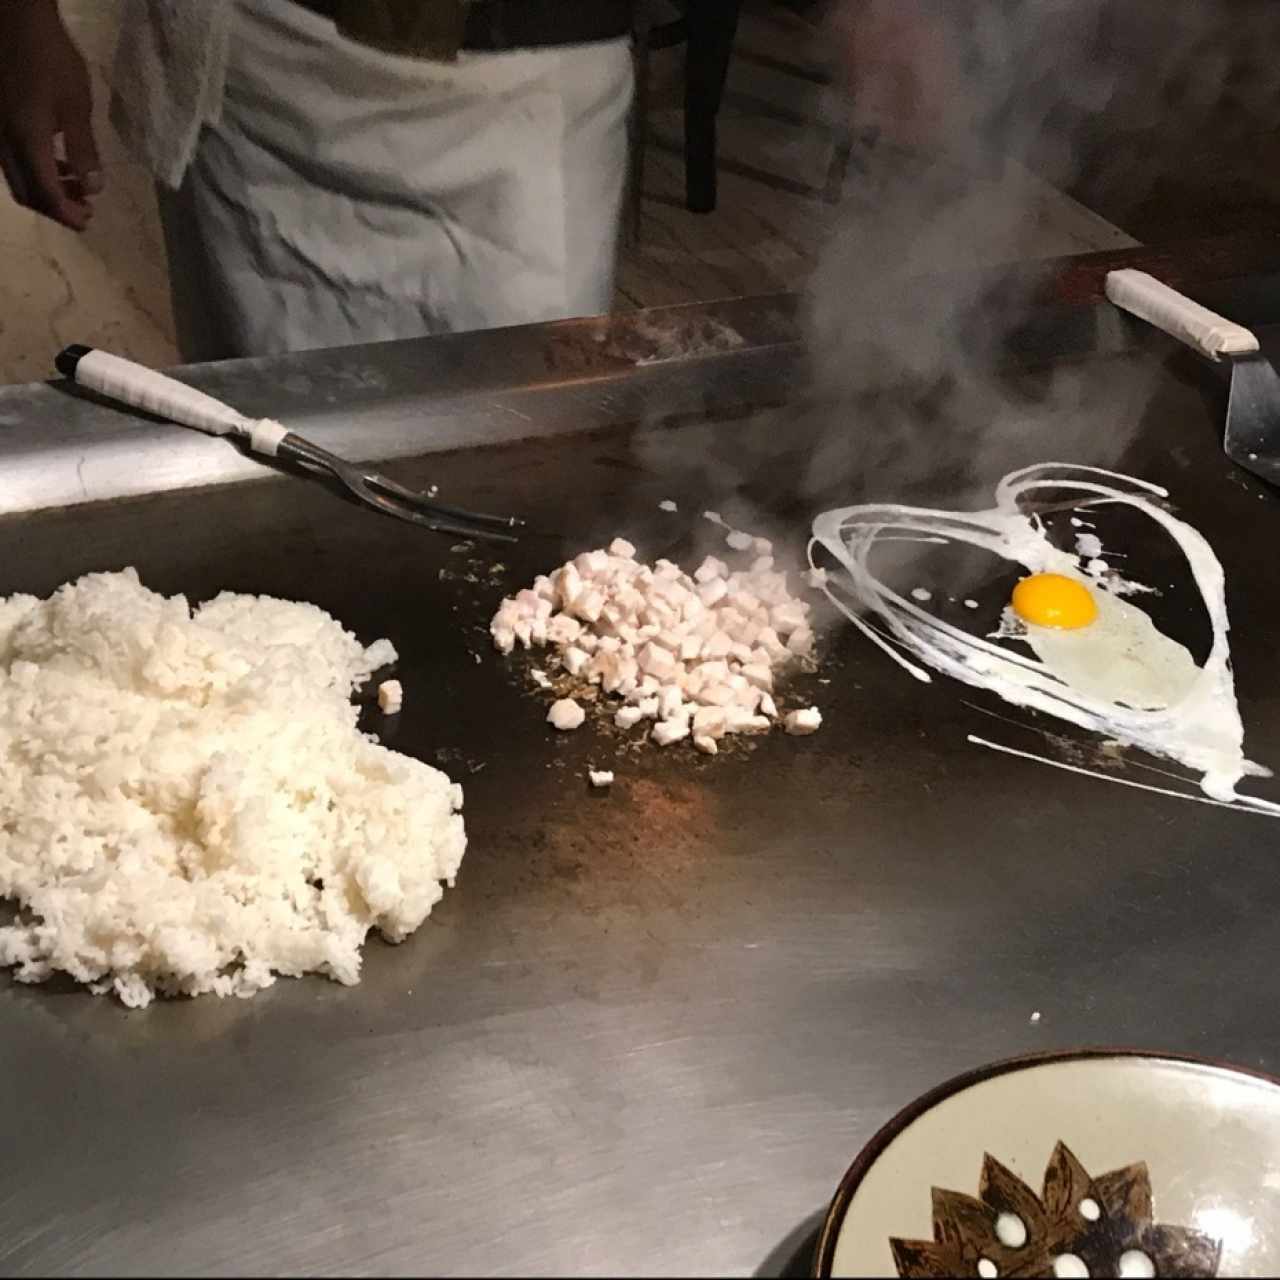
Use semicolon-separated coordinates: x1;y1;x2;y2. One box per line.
815;1051;1280;1279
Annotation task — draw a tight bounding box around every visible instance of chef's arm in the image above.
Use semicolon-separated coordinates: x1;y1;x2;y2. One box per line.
0;0;101;230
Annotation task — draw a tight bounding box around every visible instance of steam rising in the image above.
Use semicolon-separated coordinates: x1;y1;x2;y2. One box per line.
807;0;1280;497
625;2;1278;582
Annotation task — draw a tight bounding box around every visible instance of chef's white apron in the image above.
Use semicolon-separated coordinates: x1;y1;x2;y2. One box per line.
158;0;633;360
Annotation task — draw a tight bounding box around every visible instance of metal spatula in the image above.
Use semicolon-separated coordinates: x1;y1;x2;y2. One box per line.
1106;269;1280;487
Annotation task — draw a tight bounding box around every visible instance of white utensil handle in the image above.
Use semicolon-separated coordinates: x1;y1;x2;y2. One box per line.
1105;269;1260;361
70;348;247;436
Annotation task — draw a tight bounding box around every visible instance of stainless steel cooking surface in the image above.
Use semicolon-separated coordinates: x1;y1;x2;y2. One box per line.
2;279;1279;1277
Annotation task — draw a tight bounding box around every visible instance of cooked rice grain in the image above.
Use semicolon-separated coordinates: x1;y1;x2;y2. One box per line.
0;569;465;1007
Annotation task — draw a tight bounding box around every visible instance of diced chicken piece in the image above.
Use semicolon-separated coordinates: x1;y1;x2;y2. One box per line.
556;562;582;608
377;679;403;714
577;632;599;653
756;574;791;605
805;567;829;589
729;642;755;665
725;708;772;734
573;588;605;624
638;641;678;680
616;586;646;615
741;663;773;691
598;603;626;636
692;706;728;739
699;683;736;707
615;705;644;730
751;556;775;573
702;630;733;659
547;698;586;731
770;601;808;633
697;578;728;608
679;634;703;663
756;625;788;659
529;618;548;646
602;656;638;695
493;598;522;626
588;769;615;788
654;628;685;656
784;707;822;735
653;558;683;581
693;735;719;756
759;692;778;719
725;529;754;552
656;685;684;720
694;556;728;584
694;613;720;641
697;658;730;684
659;499;679;512
546;612;582;646
637;696;661;719
786;626;815;657
491;625;515;654
585;549;611;575
753;537;772;556
652;718;691;747
515;588;542;613
654;580;692;611
513;619;533;648
562;646;590;676
530;669;552;689
681;594;707;622
609;537;637;559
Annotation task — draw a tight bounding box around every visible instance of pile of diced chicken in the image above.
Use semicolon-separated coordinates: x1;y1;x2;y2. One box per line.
490;534;821;754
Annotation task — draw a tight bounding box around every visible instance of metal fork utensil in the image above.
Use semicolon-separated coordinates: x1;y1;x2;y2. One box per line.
55;345;522;543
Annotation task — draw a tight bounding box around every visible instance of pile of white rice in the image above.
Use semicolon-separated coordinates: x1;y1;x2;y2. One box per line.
0;569;466;1007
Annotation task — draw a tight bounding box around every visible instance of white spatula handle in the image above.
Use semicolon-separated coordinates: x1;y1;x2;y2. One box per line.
56;346;289;456
1105;269;1260;361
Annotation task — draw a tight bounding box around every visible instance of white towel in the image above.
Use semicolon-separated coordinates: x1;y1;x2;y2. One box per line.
109;0;234;189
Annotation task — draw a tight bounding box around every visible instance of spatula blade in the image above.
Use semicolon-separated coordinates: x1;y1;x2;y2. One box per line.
1226;354;1280;485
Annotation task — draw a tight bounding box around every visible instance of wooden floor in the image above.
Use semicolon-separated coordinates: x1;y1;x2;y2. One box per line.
614;1;1139;311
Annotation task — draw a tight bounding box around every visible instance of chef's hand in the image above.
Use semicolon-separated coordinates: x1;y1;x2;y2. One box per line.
0;0;102;230
833;0;963;148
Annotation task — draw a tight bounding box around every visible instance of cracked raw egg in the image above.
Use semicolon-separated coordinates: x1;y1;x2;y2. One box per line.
1008;573;1198;711
1011;573;1098;630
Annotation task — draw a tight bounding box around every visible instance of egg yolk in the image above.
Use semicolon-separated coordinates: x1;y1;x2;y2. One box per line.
1011;573;1098;630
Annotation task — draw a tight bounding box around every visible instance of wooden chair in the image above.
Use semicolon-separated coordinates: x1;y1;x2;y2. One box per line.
629;0;745;242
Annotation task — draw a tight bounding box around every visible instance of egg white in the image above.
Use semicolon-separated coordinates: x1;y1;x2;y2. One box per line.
1006;585;1198;711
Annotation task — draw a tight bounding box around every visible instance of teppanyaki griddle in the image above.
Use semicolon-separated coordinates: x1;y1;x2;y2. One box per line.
1;278;1279;1276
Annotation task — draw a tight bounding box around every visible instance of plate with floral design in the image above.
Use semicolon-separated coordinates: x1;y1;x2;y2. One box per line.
815;1051;1280;1279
